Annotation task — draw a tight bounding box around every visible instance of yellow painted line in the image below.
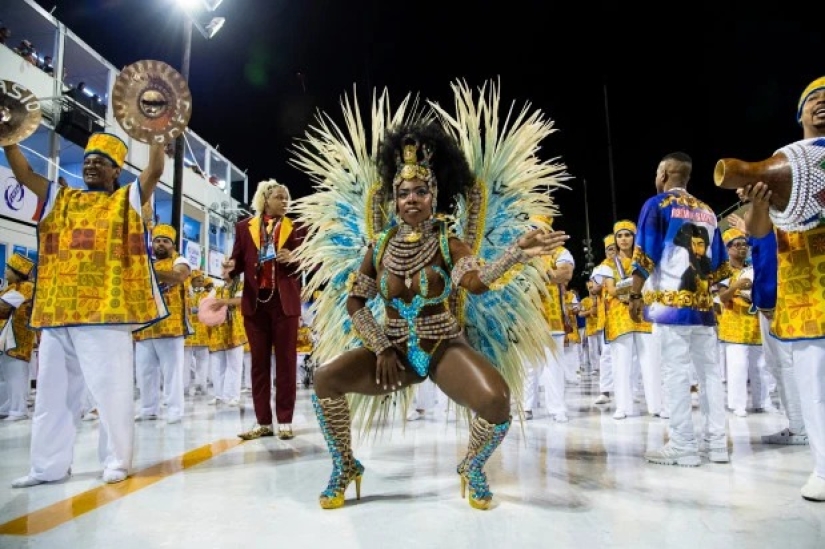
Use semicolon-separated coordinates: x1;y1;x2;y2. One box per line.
0;438;244;536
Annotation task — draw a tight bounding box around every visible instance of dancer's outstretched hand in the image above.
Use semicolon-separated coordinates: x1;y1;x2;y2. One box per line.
375;347;405;391
517;229;569;257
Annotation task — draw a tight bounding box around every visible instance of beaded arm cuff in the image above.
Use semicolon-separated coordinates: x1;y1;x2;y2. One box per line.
350;271;378;300
351;306;392;355
478;243;530;287
451;256;481;287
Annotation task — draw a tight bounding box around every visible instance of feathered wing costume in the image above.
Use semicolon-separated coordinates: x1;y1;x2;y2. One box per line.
290;80;569;435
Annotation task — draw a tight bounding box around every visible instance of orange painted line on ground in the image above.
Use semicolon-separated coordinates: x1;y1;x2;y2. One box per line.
0;438;244;536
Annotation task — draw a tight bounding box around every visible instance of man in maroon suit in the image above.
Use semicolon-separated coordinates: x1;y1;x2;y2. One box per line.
221;180;306;440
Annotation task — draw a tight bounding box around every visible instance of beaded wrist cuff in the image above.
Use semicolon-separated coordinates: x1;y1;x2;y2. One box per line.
351;306;392;355
350;271;378;300
478;243;530;287
451;256;481;287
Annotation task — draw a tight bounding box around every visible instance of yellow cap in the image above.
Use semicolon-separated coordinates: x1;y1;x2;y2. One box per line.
722;228;747;246
603;234;616;248
85;132;128;168
191;269;204;278
7;253;35;277
614;220;637;235
797;77;825;123
152;223;177;242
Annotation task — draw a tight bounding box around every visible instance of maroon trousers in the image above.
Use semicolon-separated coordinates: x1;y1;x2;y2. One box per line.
243;289;299;425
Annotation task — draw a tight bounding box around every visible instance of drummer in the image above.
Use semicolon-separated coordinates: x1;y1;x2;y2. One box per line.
716;228;767;417
599;220;662;419
4;133;167;487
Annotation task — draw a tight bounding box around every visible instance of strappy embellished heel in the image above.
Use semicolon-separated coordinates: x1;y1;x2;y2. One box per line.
457;416;511;510
312;394;364;509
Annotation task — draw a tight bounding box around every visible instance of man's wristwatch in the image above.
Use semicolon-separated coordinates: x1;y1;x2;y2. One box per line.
629;293;643;301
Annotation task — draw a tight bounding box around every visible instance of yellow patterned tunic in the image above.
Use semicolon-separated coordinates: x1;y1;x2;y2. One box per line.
564;291;581;344
580;295;603;337
603;252;652;342
0;281;36;362
134;254;191;341
771;226;825;340
535;248;575;336
208;283;247;352
186;288;212;347
718;267;761;345
31;183;166;328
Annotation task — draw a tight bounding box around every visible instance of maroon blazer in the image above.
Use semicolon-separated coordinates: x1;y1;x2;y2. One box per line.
228;215;306;317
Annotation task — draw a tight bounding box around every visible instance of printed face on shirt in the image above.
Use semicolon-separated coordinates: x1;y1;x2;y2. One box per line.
153;236;174;259
690;236;706;258
615;230;634;253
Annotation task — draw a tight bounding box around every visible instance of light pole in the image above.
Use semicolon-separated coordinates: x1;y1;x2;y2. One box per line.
170;0;226;249
171;19;192;248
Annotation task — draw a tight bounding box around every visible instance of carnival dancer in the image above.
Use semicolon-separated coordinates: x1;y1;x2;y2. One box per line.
592;235;616;405
716;228;765;417
523;223;575;422
602;220;662;419
737;76;825;501
630;151;731;467
5;132;166;486
134;223;192;423
185;270;212;396
289;82;569;510
579;279;604;378
0;253;37;421
207;278;246;407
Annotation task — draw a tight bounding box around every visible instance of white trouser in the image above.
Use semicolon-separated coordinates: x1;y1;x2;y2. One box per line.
611;331;662;415
564;341;580;383
599;340;613;393
81;385;96;415
760;314;805;433
243;351;252;389
718;338;727;382
522;334;566;416
136;337;185;421
188;346;210;392
211;345;244;401
587;333;603;373
412;377;448;413
790;339;825;478
655;324;726;451
578;328;588;367
0;355;30;418
724;342;766;412
29;326;135;480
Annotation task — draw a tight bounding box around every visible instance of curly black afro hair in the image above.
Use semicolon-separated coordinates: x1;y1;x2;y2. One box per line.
377;122;474;215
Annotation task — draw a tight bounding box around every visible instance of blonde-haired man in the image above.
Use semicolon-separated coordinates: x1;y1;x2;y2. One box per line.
218;179;306;440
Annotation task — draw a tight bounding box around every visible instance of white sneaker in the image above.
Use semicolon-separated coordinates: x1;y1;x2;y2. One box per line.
82;410;99;421
552;413;569;423
594;394;611;405
699;441;730;463
135;413;158;421
207;397;221;405
733;409;747;418
12;470;71;488
406;410;423;421
102;469;128;484
762;428;809;445
801;473;825;501
612;411;627;420
226;399;240;407
4;414;28;422
166;416;182;424
644;443;701;467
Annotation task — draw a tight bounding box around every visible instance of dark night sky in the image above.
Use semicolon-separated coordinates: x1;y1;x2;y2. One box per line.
32;1;825;282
